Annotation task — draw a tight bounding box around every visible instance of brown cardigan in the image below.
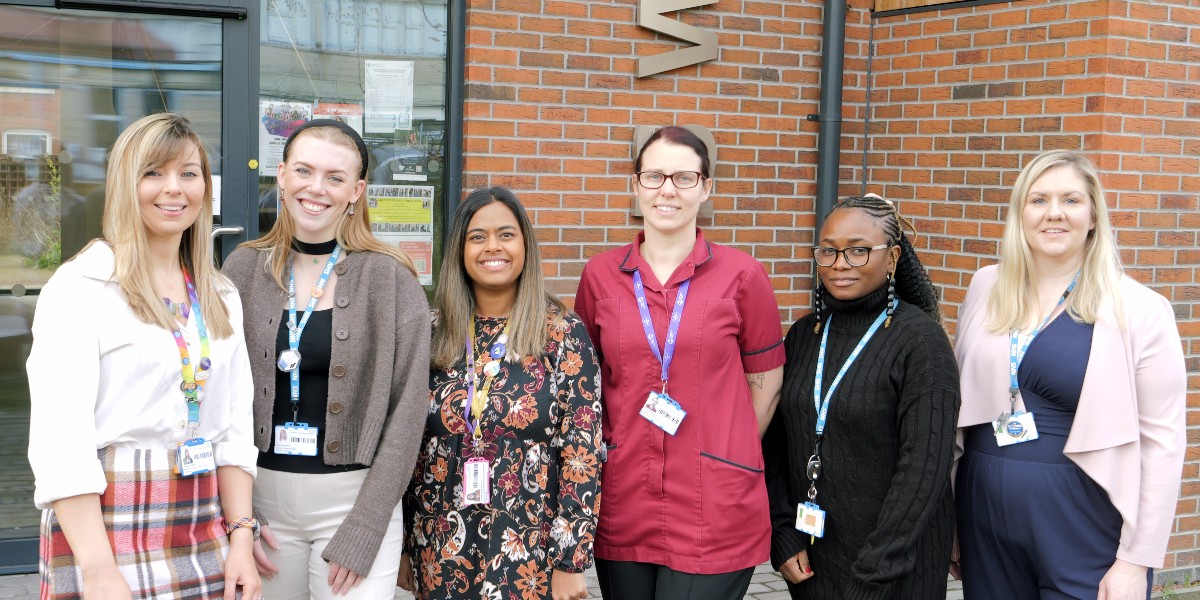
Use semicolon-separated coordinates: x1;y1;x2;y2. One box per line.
223;246;431;576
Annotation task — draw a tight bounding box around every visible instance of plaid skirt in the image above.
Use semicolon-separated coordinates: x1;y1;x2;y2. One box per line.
40;446;229;599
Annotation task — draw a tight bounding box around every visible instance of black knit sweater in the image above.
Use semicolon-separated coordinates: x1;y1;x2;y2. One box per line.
764;285;960;600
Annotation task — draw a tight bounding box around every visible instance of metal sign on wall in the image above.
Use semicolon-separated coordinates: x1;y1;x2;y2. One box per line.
636;0;718;77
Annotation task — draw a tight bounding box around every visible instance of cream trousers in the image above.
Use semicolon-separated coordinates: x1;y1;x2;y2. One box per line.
255;467;405;600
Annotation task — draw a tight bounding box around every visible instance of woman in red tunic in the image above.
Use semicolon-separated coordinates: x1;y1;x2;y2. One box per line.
575;126;785;599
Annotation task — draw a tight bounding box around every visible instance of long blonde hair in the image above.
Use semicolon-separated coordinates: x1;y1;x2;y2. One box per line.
430;187;565;369
241;125;416;288
986;150;1123;332
95;113;233;338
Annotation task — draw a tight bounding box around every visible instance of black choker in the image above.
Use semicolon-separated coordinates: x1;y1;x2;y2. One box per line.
291;238;338;255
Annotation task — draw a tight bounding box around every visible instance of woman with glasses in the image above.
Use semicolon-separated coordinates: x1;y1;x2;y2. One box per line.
763;194;959;599
953;151;1184;599
575;125;785;600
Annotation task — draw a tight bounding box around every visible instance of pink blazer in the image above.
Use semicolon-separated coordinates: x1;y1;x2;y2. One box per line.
955;264;1186;568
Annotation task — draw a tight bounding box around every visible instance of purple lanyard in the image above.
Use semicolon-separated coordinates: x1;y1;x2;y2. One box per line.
633;270;690;387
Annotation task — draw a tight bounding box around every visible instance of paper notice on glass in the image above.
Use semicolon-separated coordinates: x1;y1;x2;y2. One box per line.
313;102;364;136
365;60;414;133
367;184;434;285
259;100;312;176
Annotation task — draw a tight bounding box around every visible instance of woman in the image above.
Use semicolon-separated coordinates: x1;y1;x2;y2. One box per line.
223;119;430;598
575;126;785;599
954;150;1186;599
763;194;959;600
397;186;602;600
27;113;260;599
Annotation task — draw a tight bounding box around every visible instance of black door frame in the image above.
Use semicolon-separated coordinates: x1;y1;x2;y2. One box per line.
0;0;259;573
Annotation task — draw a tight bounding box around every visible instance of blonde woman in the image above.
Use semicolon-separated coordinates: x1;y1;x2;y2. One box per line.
27;113;260;599
223;120;430;599
954;150;1186;599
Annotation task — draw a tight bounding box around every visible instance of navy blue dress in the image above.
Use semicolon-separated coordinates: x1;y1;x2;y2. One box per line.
957;312;1151;600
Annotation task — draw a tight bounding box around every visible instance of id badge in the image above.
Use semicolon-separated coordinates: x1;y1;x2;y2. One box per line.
639;391;686;435
993;411;1039;447
795;502;826;538
462;457;492;506
177;438;216;477
274;422;319;456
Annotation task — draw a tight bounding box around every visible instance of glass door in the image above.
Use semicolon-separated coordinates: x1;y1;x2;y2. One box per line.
0;0;257;572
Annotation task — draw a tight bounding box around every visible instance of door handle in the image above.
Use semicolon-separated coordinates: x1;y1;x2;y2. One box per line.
210;226;245;243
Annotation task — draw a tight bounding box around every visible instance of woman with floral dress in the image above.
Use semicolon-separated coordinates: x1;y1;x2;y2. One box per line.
398;186;602;600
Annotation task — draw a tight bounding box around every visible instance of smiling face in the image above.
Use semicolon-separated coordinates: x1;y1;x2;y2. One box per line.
463;200;526;302
817;208;899;301
1021;164;1095;269
137;143;206;245
635;140;712;237
276;134;366;243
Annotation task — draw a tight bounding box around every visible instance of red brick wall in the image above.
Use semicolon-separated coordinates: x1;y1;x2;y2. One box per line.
461;0;1199;578
853;0;1200;578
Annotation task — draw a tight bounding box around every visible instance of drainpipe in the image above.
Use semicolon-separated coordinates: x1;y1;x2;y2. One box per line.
811;0;848;236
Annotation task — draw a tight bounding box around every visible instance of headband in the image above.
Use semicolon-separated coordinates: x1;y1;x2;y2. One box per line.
282;118;370;180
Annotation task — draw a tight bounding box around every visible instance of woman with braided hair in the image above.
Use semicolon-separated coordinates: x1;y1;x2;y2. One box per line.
763;194;960;600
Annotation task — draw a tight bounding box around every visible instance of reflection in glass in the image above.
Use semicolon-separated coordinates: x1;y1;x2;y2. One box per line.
259;0;448;290
0;5;222;542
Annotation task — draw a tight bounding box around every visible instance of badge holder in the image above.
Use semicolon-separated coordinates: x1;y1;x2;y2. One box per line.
462;456;491;506
994;389;1039;447
796;446;826;540
177;436;215;477
274;422;319;456
640;390;686;435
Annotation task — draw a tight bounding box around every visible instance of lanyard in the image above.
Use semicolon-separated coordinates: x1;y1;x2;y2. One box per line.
287;245;342;418
171;269;210;435
632;270;690;392
812;300;894;437
464;319;510;440
1008;272;1079;403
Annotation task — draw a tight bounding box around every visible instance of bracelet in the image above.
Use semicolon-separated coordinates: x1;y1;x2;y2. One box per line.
225;517;260;541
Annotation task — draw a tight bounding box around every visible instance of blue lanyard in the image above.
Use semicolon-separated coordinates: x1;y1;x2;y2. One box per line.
813;300;895;437
1008;272;1079;399
632;270;690;390
287;245;343;411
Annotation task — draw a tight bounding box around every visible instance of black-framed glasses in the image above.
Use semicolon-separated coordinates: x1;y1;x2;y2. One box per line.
811;244;891;267
636;171;705;189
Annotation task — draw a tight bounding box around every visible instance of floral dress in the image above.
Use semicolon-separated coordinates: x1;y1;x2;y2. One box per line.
406;309;603;600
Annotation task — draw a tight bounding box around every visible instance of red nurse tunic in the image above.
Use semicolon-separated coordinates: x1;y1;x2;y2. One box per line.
574;229;785;574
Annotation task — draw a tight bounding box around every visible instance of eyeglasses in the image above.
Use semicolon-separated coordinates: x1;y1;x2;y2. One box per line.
636;171;705;189
811;244;891;267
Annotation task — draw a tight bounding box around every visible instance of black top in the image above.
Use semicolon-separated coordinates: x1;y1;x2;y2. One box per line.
258;308;366;474
764;285;960;600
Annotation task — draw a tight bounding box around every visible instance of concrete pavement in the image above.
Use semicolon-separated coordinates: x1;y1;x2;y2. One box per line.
0;562;967;599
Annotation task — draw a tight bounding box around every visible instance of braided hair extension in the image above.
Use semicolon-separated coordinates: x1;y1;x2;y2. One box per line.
812;195;942;330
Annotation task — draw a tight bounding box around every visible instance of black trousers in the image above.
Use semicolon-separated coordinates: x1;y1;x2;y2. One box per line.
596;559;754;600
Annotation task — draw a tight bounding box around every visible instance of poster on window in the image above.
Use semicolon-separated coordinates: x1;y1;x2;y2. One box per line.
364;60;414;133
258;100;312;176
312;102;363;136
367;184;434;285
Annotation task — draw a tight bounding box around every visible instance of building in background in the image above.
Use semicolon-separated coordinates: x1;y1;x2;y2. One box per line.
0;0;1195;586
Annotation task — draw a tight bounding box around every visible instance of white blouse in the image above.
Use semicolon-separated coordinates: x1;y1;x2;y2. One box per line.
27;242;257;509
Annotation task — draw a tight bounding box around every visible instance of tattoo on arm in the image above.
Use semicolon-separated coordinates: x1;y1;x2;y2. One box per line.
747;372;765;389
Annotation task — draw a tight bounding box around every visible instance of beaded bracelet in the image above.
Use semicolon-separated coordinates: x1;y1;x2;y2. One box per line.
225;517;261;540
